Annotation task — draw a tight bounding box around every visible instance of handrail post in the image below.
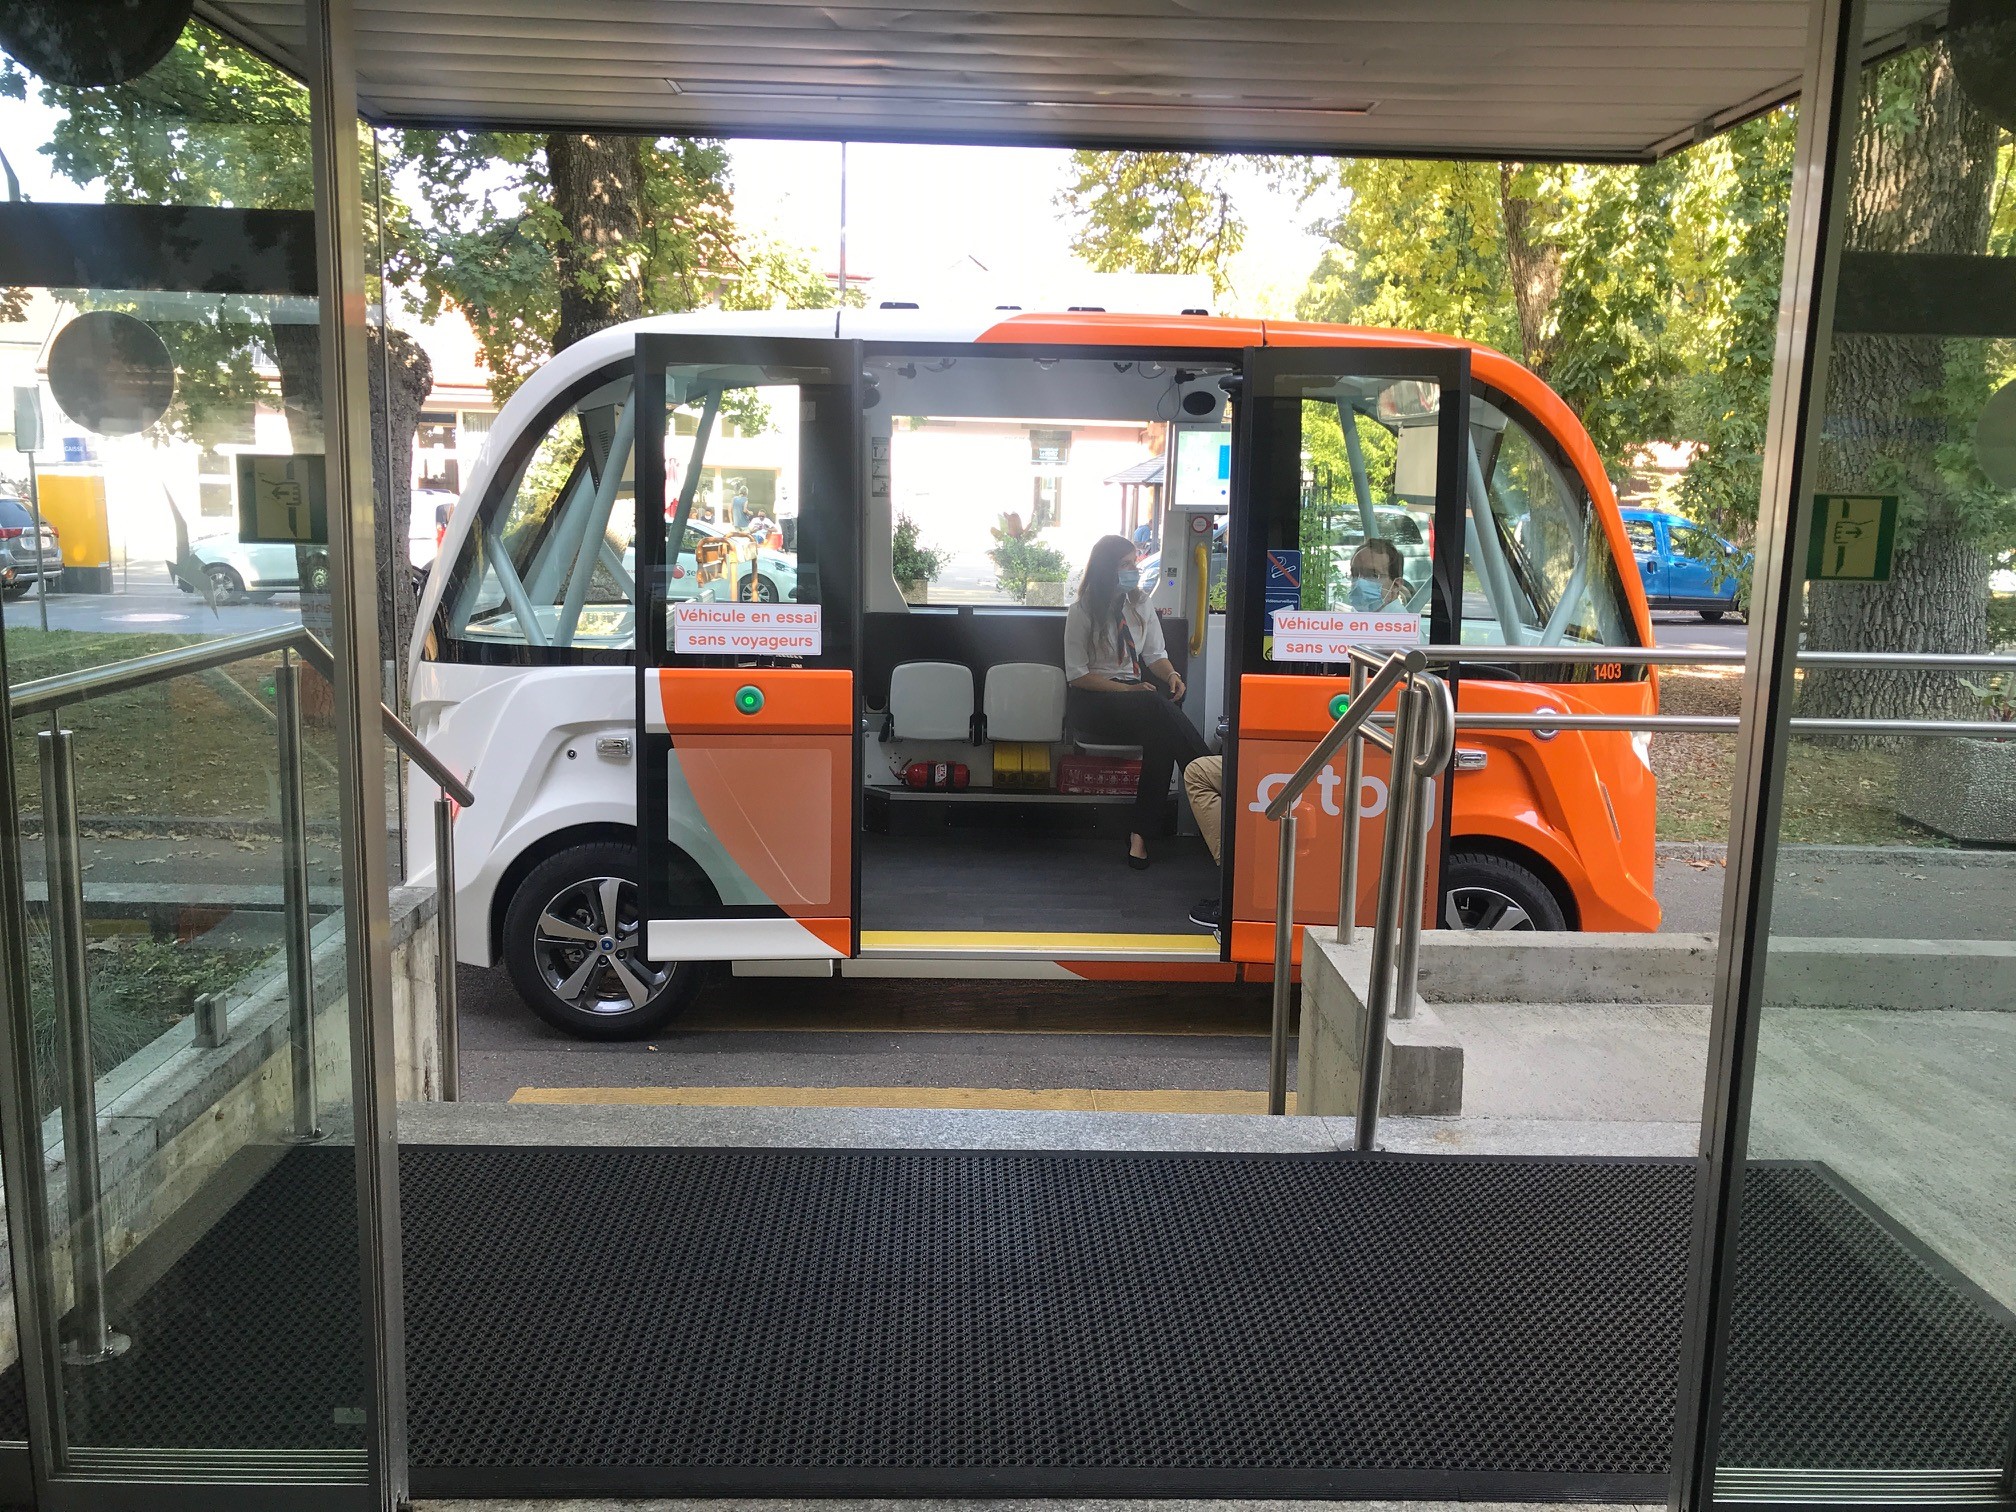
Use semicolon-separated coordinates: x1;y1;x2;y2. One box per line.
433;796;460;1102
1391;676;1448;1023
1336;658;1368;944
38;728;129;1364
1266;809;1297;1115
1355;675;1422;1153
275;652;323;1144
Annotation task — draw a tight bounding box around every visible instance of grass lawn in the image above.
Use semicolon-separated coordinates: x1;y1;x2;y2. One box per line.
1651;667;1943;846
5;627;343;823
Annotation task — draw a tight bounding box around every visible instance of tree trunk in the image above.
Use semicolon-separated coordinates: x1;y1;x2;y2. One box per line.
1500;162;1561;381
1801;43;1998;729
546;132;647;351
370;327;433;707
267;320;432;717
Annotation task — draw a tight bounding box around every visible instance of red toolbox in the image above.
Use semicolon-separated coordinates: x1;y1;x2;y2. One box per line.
1058;754;1142;795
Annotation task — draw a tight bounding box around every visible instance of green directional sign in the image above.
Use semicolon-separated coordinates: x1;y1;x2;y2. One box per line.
1807;494;1898;582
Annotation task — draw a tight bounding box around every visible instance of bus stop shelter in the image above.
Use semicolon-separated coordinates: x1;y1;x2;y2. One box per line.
0;2;2008;1511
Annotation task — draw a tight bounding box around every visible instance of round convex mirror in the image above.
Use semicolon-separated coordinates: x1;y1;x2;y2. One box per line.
0;0;195;89
47;311;177;437
1973;376;2016;491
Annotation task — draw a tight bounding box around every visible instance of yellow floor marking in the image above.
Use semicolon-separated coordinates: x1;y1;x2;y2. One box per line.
859;930;1220;955
510;1085;1294;1114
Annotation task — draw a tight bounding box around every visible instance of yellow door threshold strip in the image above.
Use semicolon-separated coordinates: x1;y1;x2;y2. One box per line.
511;1085;1296;1115
858;930;1219;959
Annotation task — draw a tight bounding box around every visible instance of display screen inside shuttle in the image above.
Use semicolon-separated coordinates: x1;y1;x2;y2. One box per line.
1172;427;1231;510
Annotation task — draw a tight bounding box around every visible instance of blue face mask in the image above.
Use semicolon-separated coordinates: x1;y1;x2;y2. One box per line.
1348;575;1385;611
1112;569;1133;597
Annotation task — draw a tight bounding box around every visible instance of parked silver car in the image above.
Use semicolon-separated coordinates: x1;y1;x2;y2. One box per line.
0;496;63;601
177;537;330;603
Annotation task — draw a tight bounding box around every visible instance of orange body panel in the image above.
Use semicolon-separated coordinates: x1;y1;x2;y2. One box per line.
1447;677;1661;932
671;733;853;918
657;667;853;735
1230;676;1441;963
659;669;855;927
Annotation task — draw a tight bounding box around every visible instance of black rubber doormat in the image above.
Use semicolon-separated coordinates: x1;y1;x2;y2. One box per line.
0;1146;2007;1500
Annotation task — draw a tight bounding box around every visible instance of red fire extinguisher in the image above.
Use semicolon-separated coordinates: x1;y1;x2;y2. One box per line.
902;761;970;791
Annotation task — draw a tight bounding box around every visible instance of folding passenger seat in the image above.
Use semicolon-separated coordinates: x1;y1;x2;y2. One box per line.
884;660;976;742
982;663;1066;789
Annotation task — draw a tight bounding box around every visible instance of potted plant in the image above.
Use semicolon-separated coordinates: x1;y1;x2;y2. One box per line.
987;513;1071;605
891;512;948;603
1895;672;2016;845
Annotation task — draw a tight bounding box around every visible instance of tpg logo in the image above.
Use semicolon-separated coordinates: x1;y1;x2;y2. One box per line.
1249;767;1437;820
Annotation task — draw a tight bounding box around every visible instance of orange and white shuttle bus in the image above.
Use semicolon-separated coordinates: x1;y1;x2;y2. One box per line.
408;307;1660;1038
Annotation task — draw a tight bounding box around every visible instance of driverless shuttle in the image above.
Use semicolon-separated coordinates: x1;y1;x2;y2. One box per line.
408;308;1661;1038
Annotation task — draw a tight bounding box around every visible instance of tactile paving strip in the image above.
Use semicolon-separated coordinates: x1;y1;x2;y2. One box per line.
0;1147;2003;1501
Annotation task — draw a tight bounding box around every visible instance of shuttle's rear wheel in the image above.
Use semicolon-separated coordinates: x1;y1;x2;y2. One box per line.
502;841;700;1039
1440;852;1567;932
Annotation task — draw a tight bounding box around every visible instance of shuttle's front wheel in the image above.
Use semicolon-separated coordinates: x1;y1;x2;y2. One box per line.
502;841;701;1040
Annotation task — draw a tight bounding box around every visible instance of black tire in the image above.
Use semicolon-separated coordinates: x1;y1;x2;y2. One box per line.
1699;608;1725;622
205;563;245;605
738;572;780;602
501;840;702;1040
301;557;331;594
1;581;29;601
1441;851;1569;932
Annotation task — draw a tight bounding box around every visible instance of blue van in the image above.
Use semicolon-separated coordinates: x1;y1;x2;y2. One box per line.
1620;507;1746;621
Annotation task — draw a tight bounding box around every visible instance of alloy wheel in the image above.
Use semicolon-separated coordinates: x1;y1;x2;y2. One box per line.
531;875;670;1015
1443;885;1535;931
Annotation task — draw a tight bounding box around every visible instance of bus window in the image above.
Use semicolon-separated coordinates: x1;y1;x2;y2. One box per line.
445;371;639;655
1272;374;1440;661
1460;395;1639;651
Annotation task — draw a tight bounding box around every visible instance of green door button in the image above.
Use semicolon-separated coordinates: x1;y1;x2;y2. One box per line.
1329;692;1351;719
734;685;764;715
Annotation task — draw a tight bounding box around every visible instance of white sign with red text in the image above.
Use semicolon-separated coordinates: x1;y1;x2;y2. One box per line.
1268;608;1421;661
672;601;822;657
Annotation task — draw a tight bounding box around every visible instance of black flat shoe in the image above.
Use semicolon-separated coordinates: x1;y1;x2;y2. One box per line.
1126;850;1150;870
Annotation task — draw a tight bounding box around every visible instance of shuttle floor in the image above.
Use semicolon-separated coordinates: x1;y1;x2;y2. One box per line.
859;827;1219;937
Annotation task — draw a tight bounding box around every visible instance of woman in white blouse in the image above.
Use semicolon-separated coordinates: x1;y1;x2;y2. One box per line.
1064;534;1212;869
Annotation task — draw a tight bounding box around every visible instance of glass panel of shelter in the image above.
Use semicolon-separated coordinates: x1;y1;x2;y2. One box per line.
0;15;380;1496
1706;14;2016;1503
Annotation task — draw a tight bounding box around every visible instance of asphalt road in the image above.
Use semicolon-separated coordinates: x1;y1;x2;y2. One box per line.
1648;609;1749;654
4;565;304;636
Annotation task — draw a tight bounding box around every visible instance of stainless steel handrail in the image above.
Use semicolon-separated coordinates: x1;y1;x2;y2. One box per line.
5;619;478;1326
1261;647;1457;1142
1262;649;1422;1116
10;624;476;809
9;624;306;714
1419;645;2016;672
287;630;476;808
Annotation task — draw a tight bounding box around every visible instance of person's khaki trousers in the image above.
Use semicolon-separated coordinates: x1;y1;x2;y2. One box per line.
1184;753;1224;863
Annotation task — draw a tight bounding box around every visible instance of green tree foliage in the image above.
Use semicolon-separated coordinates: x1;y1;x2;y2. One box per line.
1671;114;1799;548
1298;160;1519;357
1299;156;1692;465
390;130;736;397
1057;151;1305;300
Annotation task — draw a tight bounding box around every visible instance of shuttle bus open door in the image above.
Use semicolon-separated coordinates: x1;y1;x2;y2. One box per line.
1223;344;1469;965
633;333;864;962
